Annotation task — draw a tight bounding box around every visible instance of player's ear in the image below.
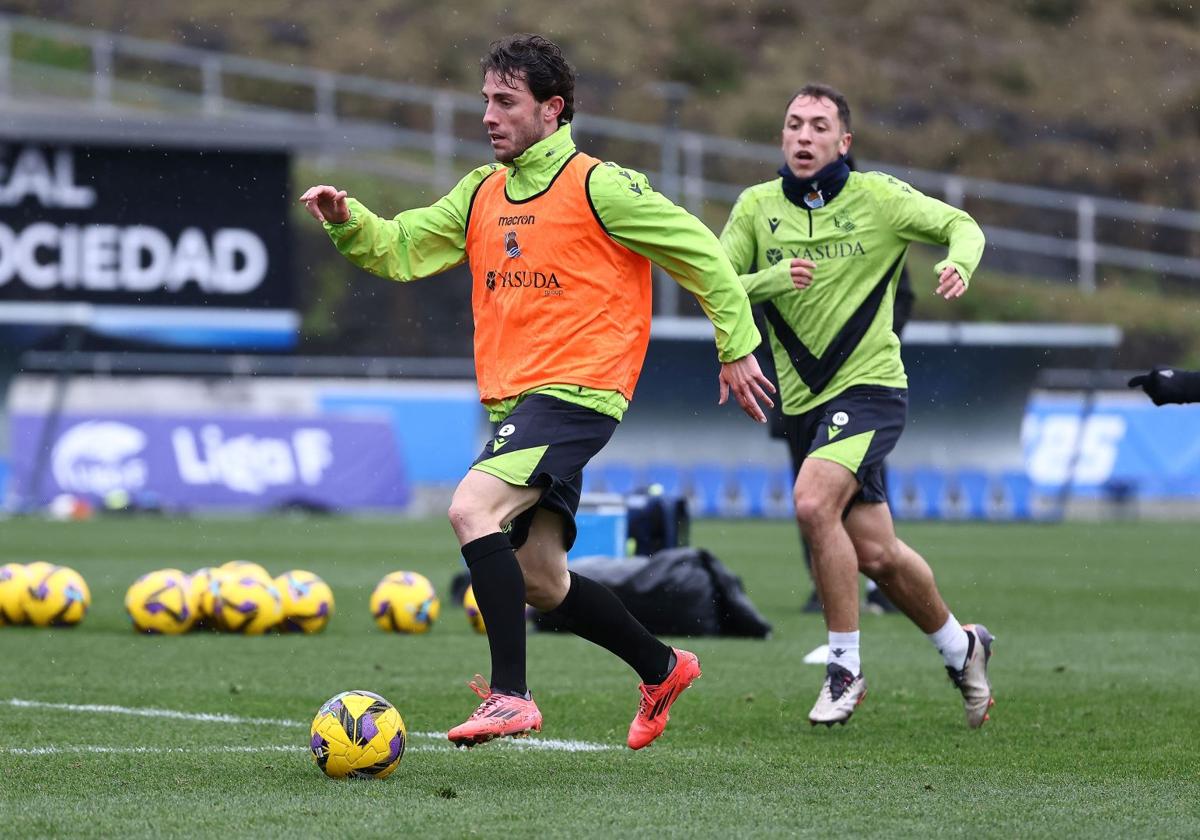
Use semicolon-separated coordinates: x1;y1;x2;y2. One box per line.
543;95;565;124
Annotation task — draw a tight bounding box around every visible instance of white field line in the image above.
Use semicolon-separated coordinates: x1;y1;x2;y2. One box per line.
2;745;302;756
0;744;449;756
487;736;611;752
3;698;614;752
4;698;303;727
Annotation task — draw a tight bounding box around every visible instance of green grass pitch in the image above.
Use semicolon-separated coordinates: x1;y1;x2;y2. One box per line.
1;516;1197;837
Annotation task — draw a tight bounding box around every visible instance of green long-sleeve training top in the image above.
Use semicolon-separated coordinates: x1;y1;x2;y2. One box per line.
324;124;760;421
721;170;985;415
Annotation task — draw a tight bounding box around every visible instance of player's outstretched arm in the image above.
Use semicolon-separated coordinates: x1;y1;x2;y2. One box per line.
1128;367;1200;405
719;353;776;424
297;165;498;282
588;164;775;419
588;165;760;357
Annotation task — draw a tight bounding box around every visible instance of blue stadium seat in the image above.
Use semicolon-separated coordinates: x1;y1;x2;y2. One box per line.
596;462;637;496
765;465;794;518
885;466;912;518
954;469;991;520
581;467;605;495
687;463;727;518
732;464;771;518
997;469;1032;521
910;467;947;520
644;462;684;497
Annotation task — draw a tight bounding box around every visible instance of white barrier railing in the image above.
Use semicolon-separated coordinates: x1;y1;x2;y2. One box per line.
2;13;1197;310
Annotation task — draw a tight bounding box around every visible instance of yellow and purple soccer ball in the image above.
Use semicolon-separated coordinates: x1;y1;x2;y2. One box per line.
23;561;55;581
310;690;406;780
125;569;196;635
370;571;440;634
0;563;30;626
23;564;90;627
462;584;486;634
188;567;226;629
275;570;334;634
219;559;272;584
212;573;283;634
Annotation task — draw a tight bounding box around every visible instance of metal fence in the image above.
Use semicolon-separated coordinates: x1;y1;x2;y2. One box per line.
2;12;1198;310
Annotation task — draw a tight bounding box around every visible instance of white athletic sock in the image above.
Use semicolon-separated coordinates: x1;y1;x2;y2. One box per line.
928;614;969;670
827;630;861;676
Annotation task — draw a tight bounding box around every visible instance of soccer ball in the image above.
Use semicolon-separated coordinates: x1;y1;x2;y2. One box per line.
24;564;91;627
0;563;30;625
125;569;196;635
219;559;272;583
310;690;406;780
275;570;334;633
24;561;56;580
462;584;486;634
212;574;283;634
188;567;226;629
370;572;440;633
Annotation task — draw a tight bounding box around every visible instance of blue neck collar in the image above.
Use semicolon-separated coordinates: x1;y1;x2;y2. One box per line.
778;156;851;209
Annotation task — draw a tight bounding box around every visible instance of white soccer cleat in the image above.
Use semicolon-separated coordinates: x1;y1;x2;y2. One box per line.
947;623;995;729
809;663;867;727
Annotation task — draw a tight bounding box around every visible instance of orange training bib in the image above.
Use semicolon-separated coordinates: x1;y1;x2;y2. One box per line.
465;153;653;402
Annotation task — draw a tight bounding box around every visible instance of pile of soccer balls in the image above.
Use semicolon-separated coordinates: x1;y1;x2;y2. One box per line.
125;560;334;635
369;570;485;634
5;559;482;638
0;562;91;628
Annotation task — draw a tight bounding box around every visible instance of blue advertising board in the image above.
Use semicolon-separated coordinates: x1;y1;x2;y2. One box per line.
318;388;482;486
1022;392;1200;498
9;413;408;511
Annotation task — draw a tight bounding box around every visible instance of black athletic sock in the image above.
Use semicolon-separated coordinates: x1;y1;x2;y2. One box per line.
545;571;673;684
461;532;527;697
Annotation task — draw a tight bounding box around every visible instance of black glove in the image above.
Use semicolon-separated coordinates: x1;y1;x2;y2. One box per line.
1127;367;1200;406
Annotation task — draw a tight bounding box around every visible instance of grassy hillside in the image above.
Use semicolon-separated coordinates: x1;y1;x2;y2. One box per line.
6;0;1198;206
5;0;1198;363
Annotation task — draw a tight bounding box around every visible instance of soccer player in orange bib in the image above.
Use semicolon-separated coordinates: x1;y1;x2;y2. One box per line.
301;34;774;749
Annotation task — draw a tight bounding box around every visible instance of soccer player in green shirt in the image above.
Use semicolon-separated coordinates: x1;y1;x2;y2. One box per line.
721;83;995;728
300;35;774;749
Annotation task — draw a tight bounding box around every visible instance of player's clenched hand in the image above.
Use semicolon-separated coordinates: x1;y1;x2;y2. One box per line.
1128;367;1200;406
936;265;967;299
299;185;350;224
718;354;776;423
791;258;816;290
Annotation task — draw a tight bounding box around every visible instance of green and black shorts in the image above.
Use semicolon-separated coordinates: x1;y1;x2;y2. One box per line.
470;394;617;550
782;385;907;504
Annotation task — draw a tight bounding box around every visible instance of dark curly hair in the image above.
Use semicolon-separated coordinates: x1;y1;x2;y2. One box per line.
787;83;851;133
481;34;575;125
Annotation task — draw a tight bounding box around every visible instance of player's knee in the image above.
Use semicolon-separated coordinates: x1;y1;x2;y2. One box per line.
447;494;489;541
523;568;568;610
857;540;898;578
793;487;839;529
